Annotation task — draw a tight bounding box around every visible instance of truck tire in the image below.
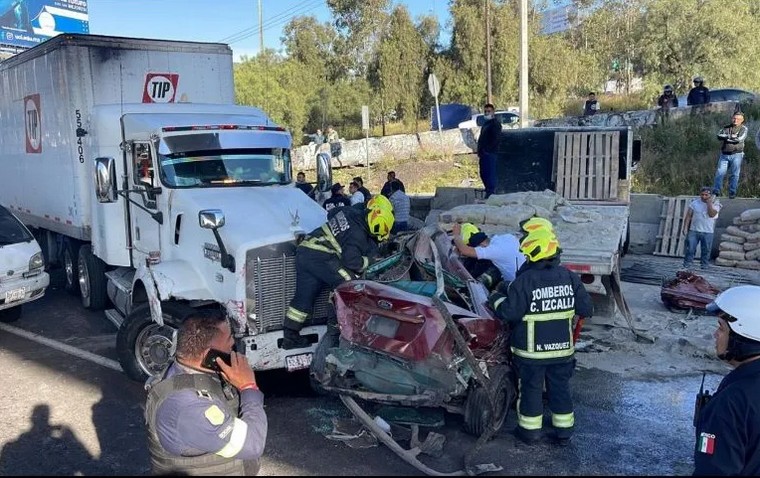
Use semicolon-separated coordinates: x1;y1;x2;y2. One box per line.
117;302;194;382
78;244;109;310
463;364;515;437
0;306;22;323
63;239;80;296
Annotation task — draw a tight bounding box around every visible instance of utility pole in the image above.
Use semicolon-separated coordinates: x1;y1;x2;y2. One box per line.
258;0;264;54
519;0;529;127
485;0;493;105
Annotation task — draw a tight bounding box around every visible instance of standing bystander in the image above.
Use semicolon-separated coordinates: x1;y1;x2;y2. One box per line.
712;112;748;199
476;103;501;198
682;186;721;270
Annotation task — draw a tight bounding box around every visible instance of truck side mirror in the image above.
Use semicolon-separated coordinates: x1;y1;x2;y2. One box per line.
316;152;332;193
94;157;117;203
199;209;225;229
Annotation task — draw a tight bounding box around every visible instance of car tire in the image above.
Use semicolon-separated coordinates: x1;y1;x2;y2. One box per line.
463;364;516;437
117;302;194;382
0;306;23;323
309;324;339;395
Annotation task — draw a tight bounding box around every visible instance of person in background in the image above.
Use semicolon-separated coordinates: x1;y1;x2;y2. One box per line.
295;171;315;199
145;313;266;476
381;171;405;198
388;180;410;234
693;285;760;476
682;186;721;270
352;176;371;203
712;111;748;199
583;92;600;116
348;181;365;206
476;103;501;198
326;125;339;143
657;84;679;109
687;76;711;106
323;183;350;211
312;129;325;145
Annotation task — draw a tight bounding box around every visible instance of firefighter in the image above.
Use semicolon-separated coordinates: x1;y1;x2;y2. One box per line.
488;229;593;445
694;285;760;476
282;204;394;349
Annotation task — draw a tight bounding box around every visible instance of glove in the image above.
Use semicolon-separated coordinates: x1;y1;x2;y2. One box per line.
488;292;507;312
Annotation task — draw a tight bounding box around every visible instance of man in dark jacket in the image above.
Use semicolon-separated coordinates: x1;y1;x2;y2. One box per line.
476;103;501;198
657;85;679;109
323;183;351;211
687;77;711;106
380;171;406;198
583;92;600;116
694;285;760;476
352;176;372;203
488;230;593;446
283;205;394;349
712;112;748;198
145;313;266;476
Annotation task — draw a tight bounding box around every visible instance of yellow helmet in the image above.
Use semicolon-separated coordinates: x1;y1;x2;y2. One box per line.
520;229;560;262
367;194;393;213
520;216;554;234
367;207;394;241
460;223;480;245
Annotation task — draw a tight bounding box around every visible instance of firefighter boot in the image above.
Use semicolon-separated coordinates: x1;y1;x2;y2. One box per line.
283;319;310;350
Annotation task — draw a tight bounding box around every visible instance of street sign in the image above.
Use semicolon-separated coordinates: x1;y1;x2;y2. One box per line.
427;73;440;98
361;105;369;131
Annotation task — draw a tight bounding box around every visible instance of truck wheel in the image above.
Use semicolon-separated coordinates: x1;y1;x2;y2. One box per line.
117;302;194;382
0;306;22;323
78;245;109;310
63;239;80;296
463;365;515;437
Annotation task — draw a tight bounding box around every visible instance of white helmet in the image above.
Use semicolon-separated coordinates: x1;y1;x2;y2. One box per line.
707;285;760;340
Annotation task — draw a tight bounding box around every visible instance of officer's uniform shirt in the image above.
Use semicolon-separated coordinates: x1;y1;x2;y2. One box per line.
694;359;760;476
154;362;267;462
474;234;525;282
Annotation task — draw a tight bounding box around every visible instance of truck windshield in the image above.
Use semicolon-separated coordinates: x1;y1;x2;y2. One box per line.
0;207;33;246
158;132;291;188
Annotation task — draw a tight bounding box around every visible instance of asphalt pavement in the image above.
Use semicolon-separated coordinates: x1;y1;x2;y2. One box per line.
0;270;720;476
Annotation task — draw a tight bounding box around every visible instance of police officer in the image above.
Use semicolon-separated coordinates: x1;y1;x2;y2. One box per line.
687;76;711;106
488;229;593;445
145;313;266;476
283;204;394;349
694;285;760;475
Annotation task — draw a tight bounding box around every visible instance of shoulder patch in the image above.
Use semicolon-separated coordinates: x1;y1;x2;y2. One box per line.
698;432;715;455
204;405;226;426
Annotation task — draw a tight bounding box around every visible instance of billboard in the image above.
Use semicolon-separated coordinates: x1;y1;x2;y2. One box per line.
540;5;576;35
0;0;88;51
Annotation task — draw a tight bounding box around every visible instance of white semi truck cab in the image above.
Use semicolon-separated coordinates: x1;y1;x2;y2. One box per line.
0;34;333;381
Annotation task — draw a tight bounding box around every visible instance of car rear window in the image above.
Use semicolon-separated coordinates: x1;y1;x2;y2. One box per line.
0;207;33;245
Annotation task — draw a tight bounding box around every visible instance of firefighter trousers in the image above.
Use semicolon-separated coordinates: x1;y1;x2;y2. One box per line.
514;357;575;440
284;247;353;332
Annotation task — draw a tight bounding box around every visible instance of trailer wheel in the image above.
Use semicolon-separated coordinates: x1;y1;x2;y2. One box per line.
78;244;109;310
0;306;23;323
117;302;194;382
63;239;80;296
463;364;515;437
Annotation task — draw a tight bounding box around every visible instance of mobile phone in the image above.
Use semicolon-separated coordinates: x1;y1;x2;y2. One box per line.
201;349;232;372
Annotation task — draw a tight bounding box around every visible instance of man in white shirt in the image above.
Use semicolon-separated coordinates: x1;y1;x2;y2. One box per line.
682;186;721;270
348;181;365;206
451;223;526;287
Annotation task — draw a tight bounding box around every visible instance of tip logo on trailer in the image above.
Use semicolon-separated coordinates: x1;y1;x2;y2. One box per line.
143;73;180;103
24;94;42;154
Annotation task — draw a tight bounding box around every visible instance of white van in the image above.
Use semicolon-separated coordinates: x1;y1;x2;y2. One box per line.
0;205;49;322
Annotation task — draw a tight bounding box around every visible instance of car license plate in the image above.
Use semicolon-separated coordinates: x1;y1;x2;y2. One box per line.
5;287;26;303
285;353;312;372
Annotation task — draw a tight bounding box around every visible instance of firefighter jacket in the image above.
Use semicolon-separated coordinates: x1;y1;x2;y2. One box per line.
490;256;593;364
300;205;378;275
145;362;266;476
693;359;760;476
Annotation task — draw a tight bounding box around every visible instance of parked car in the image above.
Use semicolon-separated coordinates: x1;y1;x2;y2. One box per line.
0;205;49;322
458;110;520;129
677;88;756;107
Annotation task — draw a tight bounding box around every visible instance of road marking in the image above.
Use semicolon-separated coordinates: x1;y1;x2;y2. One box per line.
0;322;123;372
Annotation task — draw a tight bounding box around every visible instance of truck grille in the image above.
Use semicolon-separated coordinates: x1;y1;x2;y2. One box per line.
245;242;331;333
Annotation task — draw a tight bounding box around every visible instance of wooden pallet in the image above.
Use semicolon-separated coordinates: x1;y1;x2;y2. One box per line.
554;131;620;201
653;196;693;257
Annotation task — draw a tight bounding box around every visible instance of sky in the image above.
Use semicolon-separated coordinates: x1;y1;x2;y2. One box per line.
88;0;453;61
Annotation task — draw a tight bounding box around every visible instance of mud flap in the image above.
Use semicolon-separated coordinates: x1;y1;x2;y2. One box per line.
133;263;163;326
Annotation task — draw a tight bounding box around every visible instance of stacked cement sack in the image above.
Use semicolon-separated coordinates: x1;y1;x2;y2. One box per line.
716;209;760;270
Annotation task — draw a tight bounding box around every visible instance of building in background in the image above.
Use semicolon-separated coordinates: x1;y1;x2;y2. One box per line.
0;0;88;56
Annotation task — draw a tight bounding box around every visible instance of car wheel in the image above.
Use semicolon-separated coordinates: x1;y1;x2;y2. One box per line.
0;306;23;323
463;364;516;437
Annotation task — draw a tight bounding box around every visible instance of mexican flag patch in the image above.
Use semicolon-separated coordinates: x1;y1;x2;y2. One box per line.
699;432;716;455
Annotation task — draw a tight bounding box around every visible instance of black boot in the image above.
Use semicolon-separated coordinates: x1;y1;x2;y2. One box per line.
282;328;310;350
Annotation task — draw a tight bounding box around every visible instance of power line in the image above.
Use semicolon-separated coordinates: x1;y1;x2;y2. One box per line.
218;0;321;45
